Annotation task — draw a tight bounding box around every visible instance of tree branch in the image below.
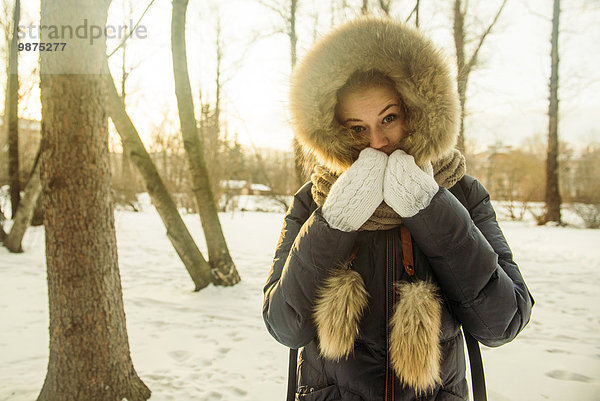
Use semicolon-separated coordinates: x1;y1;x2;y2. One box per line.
465;0;507;76
405;3;416;22
256;0;289;22
378;0;391;16
107;0;157;59
520;0;551;21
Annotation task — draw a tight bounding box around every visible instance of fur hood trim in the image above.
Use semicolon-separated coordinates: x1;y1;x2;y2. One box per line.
290;17;460;174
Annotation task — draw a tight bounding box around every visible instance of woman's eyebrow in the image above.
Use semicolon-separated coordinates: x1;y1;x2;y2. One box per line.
343;118;362;124
378;103;399;116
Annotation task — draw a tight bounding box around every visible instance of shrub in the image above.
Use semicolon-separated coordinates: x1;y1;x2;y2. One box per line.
571;204;600;229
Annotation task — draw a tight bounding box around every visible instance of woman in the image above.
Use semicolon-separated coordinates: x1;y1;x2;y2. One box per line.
262;17;533;401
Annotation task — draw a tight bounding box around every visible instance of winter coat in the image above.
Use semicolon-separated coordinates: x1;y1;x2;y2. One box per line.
263;175;533;401
262;17;534;401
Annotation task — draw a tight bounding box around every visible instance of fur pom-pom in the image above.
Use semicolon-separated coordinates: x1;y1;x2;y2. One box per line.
389;281;442;394
314;268;368;360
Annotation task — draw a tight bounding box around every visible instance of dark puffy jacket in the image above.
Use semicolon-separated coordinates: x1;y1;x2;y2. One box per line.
263;175;534;401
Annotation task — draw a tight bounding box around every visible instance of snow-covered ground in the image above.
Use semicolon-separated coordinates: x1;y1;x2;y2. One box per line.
1;200;599;401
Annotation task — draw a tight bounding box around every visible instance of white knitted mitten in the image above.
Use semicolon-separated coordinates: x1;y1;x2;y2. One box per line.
322;147;387;231
383;150;439;218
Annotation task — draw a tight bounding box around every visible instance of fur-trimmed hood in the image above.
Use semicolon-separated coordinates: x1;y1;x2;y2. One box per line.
290;17;460;175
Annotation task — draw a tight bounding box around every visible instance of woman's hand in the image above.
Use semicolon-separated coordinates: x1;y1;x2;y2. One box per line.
383;149;439;217
322;147;387;231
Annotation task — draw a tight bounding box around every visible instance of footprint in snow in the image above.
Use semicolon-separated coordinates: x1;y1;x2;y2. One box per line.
545;348;570;355
228;386;248;396
168;350;191;362
204;391;223;400
545;370;594;383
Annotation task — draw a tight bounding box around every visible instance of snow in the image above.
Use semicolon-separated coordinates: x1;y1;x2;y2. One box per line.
221;194;291;213
1;201;599;401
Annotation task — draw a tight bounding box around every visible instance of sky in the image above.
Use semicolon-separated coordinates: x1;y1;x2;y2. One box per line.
2;0;600;154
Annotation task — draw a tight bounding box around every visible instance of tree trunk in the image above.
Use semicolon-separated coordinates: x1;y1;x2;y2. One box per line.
0;212;6;242
289;0;306;190
171;0;240;286
453;0;467;153
31;195;44;226
415;0;419;28
104;59;212;291
453;0;507;154
3;148;41;253
37;1;150;400
378;0;391;16
117;37;136;202
6;0;20;218
290;0;298;71
120;141;134;194
544;0;562;224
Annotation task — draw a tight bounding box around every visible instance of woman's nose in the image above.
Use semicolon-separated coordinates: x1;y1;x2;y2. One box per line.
369;126;388;149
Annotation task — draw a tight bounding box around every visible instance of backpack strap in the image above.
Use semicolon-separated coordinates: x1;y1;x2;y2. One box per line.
400;225;415;276
286;348;298;401
464;330;487;401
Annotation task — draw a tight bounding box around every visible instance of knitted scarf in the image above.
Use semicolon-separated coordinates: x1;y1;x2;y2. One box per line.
310;149;466;231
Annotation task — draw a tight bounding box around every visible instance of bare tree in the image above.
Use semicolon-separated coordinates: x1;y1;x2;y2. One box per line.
0;209;5;241
257;0;307;190
146;111;189;194
374;0;418;22
105;59;213;291
37;0;150;399
378;0;392;16
1;0;41;186
247;143;293;211
199;15;227;203
544;0;562;224
106;0;213;289
4;0;19;217
257;0;298;71
106;0;155;208
3;146;40;252
117;0;137;201
453;0;507;152
329;0;352;27
0;2;12;182
290;0;298;69
361;0;369;14
405;0;420;26
172;0;240;286
570;142;600;228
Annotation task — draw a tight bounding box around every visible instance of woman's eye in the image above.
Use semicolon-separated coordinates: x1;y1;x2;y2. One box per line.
382;114;396;124
351;126;365;134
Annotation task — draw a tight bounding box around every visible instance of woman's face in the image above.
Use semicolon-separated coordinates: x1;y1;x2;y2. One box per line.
337;85;406;156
